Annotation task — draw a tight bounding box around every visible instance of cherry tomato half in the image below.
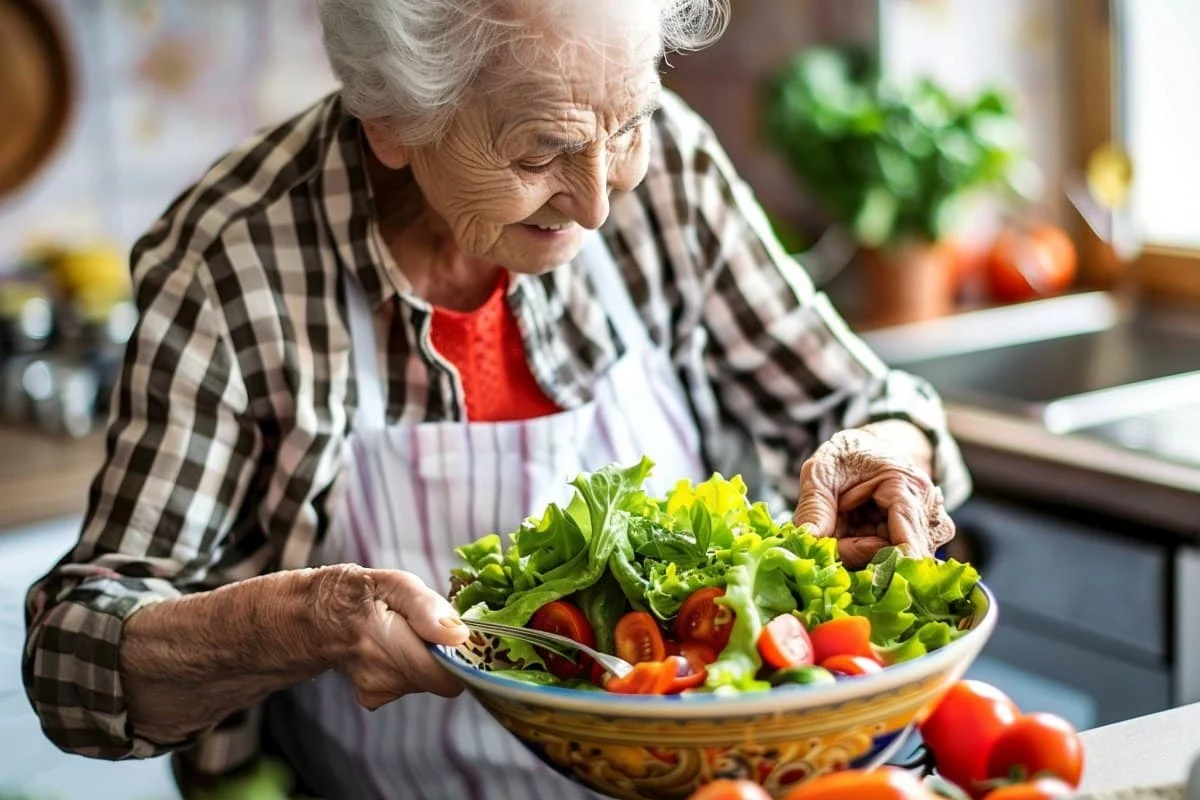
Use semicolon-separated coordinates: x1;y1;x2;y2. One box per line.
758;614;815;669
665;654;707;693
986;713;1084;788
820;654;883;677
615;611;667;665
529;600;596;680
687;778;772;800
809;616;879;664
918;680;1020;797
676;588;736;651
604;659;676;695
781;766;935;800
680;640;718;669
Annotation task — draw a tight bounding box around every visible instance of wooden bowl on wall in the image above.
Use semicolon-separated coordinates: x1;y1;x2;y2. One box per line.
0;0;75;199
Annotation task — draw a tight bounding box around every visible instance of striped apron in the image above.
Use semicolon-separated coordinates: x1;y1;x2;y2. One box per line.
264;231;708;799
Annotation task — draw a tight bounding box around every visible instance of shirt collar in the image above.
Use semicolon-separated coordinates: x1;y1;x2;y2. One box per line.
315;94;410;310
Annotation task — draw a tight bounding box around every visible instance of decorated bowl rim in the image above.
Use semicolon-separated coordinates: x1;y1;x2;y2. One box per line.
430;582;998;718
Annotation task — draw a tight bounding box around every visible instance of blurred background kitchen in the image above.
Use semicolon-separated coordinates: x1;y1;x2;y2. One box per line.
1;0;1198;798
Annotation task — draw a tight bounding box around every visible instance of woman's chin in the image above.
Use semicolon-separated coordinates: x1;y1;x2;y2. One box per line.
503;224;587;273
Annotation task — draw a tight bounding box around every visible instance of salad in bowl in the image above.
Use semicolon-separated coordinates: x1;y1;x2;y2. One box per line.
447;456;982;695
435;457;995;799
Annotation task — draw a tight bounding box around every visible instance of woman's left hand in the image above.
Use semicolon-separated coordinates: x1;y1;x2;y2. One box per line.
793;424;954;568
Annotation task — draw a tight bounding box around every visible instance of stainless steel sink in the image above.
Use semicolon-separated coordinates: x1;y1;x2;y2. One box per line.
858;291;1200;435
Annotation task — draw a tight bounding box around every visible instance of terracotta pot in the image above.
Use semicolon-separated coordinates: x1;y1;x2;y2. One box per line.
859;240;957;328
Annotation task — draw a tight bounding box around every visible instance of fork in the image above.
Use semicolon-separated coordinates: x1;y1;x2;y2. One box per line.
461;618;635;678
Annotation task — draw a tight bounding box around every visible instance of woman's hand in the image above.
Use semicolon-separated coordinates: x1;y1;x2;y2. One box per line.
311;566;470;710
793;422;954;568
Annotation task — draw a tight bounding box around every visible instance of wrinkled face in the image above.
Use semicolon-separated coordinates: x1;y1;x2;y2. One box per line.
365;18;663;274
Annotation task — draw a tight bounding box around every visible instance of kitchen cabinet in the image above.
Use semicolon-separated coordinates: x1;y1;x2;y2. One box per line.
0;425;105;530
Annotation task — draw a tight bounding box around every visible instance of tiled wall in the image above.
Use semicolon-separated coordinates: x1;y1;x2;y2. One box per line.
0;0;338;265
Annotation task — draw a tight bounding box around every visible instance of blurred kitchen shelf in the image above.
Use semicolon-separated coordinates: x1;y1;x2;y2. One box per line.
0;424;104;530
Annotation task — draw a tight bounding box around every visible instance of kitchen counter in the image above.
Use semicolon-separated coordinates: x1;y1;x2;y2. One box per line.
1081;701;1200;793
0;424;105;530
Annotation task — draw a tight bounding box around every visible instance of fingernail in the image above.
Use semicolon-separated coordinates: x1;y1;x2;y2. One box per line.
439;615;464;628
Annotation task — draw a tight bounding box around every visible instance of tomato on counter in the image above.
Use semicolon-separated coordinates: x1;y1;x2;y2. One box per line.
780;766;936;800
985;713;1084;788
982;778;1075;800
918;680;1020;797
687;779;773;800
984;223;1077;304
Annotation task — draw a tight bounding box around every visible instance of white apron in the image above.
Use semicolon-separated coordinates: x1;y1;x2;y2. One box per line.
264;231;708;800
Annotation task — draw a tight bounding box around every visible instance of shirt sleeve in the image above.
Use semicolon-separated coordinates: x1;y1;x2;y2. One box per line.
655;93;972;512
22;252;260;759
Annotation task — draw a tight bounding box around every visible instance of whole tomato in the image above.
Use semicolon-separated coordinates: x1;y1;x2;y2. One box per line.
984;778;1075;800
985;224;1077;303
918;680;1020;797
986;713;1084;788
781;767;935;800
688;779;773;800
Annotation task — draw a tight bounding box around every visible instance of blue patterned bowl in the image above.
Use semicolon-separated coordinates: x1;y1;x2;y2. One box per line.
432;583;998;800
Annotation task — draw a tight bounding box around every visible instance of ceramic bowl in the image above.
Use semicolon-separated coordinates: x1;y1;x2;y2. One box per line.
431;583;998;800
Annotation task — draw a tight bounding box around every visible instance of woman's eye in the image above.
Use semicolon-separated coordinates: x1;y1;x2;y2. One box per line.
518;156;557;173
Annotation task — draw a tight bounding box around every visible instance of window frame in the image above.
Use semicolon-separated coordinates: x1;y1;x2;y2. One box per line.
1068;0;1200;300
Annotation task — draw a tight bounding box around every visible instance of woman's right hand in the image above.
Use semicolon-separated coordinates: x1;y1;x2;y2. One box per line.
311;565;470;710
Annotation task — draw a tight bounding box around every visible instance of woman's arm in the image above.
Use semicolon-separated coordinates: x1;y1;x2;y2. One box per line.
120;564;466;745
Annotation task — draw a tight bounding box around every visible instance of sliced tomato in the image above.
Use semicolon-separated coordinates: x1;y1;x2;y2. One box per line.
605;659;676;695
809;616;880;664
820;654;883;677
614;611;667;665
680;640;718;670
985;713;1084;788
676;588;736;651
688;779;773;800
757;614;815;669
665;654;707;693
529;600;596;680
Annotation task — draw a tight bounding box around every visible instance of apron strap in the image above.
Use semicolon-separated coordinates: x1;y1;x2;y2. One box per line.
577;229;653;353
342;270;387;431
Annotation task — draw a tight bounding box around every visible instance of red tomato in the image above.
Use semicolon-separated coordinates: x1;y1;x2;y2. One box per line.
781;766;935;800
918;681;1020;797
664;654;707;693
984;224;1077;304
680;640;719;669
529;600;596;680
604;659;676;695
676;588;736;651
758;614;815;669
809;616;879;664
614;611;667;665
986;714;1084;788
983;778;1075;800
820;654;883;677
687;779;773;800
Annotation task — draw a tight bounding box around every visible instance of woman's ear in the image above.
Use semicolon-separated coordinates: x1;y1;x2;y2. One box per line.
361;119;411;170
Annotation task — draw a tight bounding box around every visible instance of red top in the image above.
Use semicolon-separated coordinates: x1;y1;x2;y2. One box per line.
429;273;560;422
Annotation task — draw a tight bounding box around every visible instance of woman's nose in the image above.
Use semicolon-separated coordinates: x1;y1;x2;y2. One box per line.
554;152;611;230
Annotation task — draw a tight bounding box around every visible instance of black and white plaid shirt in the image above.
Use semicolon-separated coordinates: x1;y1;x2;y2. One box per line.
22;90;970;780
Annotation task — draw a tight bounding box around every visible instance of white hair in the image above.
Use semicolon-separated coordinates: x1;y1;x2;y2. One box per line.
315;0;729;145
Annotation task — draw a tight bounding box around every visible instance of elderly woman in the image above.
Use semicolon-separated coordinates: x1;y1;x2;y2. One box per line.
23;0;969;797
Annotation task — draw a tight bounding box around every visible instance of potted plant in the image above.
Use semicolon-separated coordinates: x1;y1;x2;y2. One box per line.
762;45;1041;327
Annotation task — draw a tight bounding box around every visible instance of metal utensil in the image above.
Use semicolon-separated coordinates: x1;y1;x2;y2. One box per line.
461;618;634;679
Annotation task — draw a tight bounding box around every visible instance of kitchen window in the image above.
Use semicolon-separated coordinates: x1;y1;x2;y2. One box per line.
1070;0;1200;297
